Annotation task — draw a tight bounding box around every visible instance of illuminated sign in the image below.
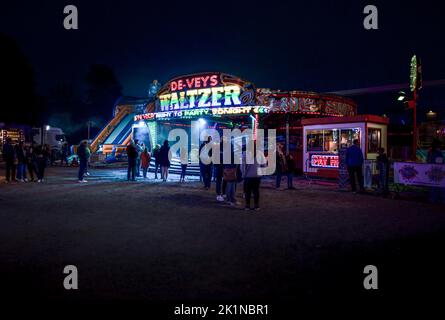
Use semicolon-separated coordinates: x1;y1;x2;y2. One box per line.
170;74;219;92
1;128;24;144
159;85;241;111
134;113;155;121
134;106;269;121
156;73;255;112
310;154;339;168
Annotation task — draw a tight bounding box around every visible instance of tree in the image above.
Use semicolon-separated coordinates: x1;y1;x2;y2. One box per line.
85;64;123;117
0;33;38;124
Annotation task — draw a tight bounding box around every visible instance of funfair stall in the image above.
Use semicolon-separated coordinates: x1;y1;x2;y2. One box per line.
302;115;389;179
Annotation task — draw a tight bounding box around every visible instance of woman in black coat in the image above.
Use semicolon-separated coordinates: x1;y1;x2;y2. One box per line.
159;140;171;182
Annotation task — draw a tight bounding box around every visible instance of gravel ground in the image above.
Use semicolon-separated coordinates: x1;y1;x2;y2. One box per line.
0;166;444;309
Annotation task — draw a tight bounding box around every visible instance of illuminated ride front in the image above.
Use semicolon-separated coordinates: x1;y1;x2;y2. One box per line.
131;72;357;173
93;72;357;172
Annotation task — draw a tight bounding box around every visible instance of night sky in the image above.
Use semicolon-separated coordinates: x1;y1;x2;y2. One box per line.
1;0;444;130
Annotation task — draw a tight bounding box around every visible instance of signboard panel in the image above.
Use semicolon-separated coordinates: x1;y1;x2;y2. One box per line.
394;162;445;187
134;106;269;122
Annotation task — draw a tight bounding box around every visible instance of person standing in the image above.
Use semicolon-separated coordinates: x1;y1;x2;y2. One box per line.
285;153;296;190
126;141;138;181
376;147;389;195
135;140;144;177
61;142;69;166
159;140;171;182
346;139;365;193
153;144;161;179
241;150;264;211
275;144;287;189
223;163;238;206
15;141;27;182
77;140;91;183
141;147;151;179
214;141;225;201
35;145;47;183
2;138;16;183
179;146;188;182
43;144;51;167
199;136;213;189
26;145;37;182
427;140;445;203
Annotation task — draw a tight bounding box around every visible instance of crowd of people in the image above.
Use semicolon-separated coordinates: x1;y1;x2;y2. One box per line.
1;137;53;183
3;136;443;205
196;136;268;210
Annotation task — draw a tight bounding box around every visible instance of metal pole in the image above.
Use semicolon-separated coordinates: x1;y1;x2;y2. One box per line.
412;90;417;161
285;113;289;156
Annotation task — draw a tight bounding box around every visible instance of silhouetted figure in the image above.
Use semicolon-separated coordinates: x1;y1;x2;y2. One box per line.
159;140;171;182
275;144;288;189
126;141;138;181
199;136;213;189
2;138;16;183
346;139;365;193
153;144;161;179
15;141;27;182
61;142;69;166
376;147;389;195
141;147;151;179
179;146;188;182
77;140;91;183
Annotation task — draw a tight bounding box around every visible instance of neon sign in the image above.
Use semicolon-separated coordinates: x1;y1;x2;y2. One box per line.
159;85;241;111
170;74;219;92
310;154;339;168
156;73;253;112
134;106;269;121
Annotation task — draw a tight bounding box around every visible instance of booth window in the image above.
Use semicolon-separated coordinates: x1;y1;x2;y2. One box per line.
307;130;324;151
307;129;339;152
368;128;381;153
340;128;360;149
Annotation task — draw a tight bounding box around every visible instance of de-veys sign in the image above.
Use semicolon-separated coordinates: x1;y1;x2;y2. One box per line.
156;72;256;112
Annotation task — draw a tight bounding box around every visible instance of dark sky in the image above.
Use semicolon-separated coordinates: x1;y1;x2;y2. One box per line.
1;0;444;109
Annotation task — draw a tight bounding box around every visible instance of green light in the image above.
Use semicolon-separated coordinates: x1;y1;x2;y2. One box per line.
147;121;157;149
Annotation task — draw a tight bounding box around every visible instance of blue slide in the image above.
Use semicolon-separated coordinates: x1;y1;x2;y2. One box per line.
103;114;134;145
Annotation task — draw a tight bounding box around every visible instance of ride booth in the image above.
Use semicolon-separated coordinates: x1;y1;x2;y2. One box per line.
302;115;389;181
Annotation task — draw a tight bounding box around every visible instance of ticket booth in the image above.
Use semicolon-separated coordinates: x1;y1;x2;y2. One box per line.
302;115;389;179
